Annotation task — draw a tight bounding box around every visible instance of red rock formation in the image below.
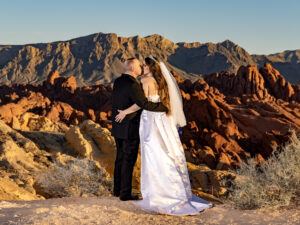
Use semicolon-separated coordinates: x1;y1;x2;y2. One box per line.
204;65;270;100
58;76;77;94
292;84;300;102
47;70;60;85
0;71;112;128
0;66;299;170
204;63;300;103
259;62;298;101
0;91;50;124
181;64;300;169
181;78;249;169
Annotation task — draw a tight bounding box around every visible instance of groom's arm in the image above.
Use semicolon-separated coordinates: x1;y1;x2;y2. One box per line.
130;81;168;112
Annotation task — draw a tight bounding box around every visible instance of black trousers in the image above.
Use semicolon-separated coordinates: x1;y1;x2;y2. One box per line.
113;137;139;197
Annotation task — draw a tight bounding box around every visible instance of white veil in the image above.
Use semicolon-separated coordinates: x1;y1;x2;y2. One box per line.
148;55;186;128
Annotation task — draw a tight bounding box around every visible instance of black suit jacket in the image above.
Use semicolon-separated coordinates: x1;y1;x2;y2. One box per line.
111;73;168;139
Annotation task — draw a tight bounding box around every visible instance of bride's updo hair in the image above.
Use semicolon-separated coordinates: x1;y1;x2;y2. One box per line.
145;56;171;115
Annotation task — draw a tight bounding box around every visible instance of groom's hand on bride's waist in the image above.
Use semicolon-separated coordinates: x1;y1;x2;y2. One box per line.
115;109;127;123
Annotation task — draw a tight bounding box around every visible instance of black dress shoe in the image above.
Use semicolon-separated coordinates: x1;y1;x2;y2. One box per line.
119;194;139;201
113;189;120;197
113;192;120;197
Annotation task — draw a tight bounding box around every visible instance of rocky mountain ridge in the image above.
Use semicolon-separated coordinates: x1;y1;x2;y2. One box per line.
1;32;299;86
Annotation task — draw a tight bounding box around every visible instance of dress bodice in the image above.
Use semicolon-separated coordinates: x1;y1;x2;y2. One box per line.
148;94;160;103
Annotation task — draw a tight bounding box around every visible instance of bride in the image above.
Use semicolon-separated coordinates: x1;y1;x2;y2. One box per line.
115;55;213;216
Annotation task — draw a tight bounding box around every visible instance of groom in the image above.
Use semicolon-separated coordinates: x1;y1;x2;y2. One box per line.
111;57;167;201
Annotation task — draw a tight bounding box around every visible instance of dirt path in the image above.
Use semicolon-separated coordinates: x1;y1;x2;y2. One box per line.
0;196;299;225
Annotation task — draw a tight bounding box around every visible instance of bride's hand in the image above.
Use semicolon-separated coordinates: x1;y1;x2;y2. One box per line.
115;109;127;123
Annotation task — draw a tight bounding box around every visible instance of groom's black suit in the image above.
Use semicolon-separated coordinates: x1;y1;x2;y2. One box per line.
111;73;167;198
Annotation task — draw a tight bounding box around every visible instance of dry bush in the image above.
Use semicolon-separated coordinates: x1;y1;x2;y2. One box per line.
225;128;300;209
37;157;113;198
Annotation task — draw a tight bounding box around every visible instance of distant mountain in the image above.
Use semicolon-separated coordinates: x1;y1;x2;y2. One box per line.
0;32;299;86
252;50;300;85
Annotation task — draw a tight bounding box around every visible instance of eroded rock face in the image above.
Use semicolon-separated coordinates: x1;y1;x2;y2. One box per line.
0;177;40;201
0;119;52;200
65;125;94;157
65;120;116;174
11;112;69;132
259;62;299;101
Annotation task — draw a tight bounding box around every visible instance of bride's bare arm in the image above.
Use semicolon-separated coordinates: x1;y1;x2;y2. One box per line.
115;104;141;122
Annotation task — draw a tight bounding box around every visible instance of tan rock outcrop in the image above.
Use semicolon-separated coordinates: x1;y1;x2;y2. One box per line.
65;125;95;157
0;177;41;201
11;112;68;132
0;119;52;200
65;120;116;174
0;118;116;200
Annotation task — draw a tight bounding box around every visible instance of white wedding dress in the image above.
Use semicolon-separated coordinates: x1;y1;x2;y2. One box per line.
133;93;213;216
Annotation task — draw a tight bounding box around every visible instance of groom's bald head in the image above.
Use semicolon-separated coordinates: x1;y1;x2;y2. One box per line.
123;57;142;77
124;57;138;68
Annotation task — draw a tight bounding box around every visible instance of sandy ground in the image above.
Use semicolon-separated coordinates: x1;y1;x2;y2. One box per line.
0;196;299;225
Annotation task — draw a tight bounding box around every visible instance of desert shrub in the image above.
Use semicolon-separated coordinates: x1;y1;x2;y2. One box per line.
37;157;113;197
225;128;300;209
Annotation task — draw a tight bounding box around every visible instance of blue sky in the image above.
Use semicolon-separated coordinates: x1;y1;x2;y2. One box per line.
0;0;299;54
